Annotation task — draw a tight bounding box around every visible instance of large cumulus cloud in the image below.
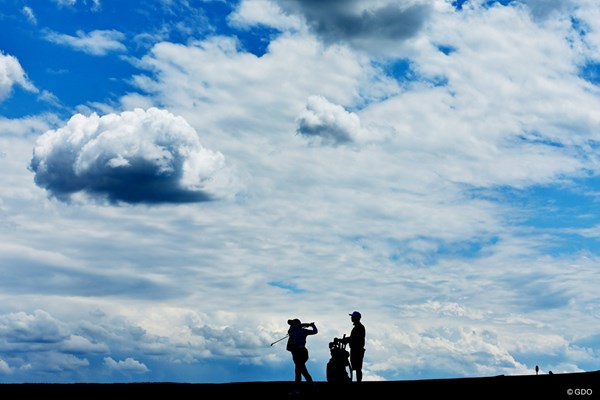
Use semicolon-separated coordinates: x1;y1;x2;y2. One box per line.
29;108;230;204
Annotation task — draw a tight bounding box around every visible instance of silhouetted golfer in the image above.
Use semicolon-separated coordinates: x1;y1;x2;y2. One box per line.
340;311;366;382
286;318;318;383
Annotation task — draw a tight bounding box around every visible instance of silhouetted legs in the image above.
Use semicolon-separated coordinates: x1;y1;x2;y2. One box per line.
292;348;313;383
355;370;362;382
295;362;313;382
350;348;365;382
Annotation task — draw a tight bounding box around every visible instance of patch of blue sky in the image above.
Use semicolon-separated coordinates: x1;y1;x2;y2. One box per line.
579;62;600;86
515;132;565;148
466;181;600;229
437;44;456;56
0;0;275;118
381;58;413;82
268;280;306;294
531;184;600;229
545;232;600;257
388;236;501;266
574;333;600;355
0;7;130;116
0;46;137;118
177;0;278;57
425;75;449;87
379;57;448;88
451;0;469;11
569;16;600;86
47;52;135;109
0;86;48;119
453;0;513;10
234;25;281;57
464;180;600;257
570;15;588;39
485;0;514;7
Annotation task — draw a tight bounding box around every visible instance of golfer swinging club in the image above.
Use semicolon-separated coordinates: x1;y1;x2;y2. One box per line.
286;318;318;383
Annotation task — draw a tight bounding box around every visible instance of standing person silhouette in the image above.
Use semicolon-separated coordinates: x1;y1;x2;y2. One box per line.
341;311;366;382
286;318;318;383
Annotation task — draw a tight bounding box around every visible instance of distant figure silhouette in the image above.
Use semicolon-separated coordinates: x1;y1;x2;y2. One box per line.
536;365;539;375
549;370;553;375
339;311;366;382
286;318;318;383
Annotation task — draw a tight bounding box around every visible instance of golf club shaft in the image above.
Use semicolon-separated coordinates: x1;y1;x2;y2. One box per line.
270;334;288;346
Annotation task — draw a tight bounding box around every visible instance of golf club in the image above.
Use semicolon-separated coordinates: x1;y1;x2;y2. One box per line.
270;334;289;346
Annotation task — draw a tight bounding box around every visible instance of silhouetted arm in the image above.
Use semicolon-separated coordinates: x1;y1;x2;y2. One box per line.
305;322;318;335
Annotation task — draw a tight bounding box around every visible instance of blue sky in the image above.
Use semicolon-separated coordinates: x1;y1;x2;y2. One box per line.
1;0;600;384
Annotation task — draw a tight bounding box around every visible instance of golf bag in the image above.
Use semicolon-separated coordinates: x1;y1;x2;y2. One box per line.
326;336;352;383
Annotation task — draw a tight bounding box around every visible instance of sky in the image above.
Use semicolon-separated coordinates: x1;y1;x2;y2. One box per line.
1;0;600;384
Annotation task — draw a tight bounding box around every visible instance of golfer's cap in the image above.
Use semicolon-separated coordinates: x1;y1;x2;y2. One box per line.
349;311;361;318
288;318;301;325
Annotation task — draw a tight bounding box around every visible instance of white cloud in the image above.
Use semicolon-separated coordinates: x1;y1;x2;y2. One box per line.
0;52;38;101
53;0;77;7
62;335;109;353
104;357;149;374
41;353;90;373
520;0;577;20
572;1;600;62
372;326;532;378
129;33;399;154
0;359;12;375
38;89;62;107
44;29;126;56
21;6;37;24
296;95;363;146
0;310;69;343
52;0;102;12
0;114;56;137
228;0;303;31
354;2;600;188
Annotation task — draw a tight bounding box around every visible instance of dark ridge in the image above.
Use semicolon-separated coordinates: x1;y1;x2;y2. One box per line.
3;370;598;399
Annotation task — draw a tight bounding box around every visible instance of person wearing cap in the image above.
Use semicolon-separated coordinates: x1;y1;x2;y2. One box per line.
286;318;318;384
341;311;366;382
